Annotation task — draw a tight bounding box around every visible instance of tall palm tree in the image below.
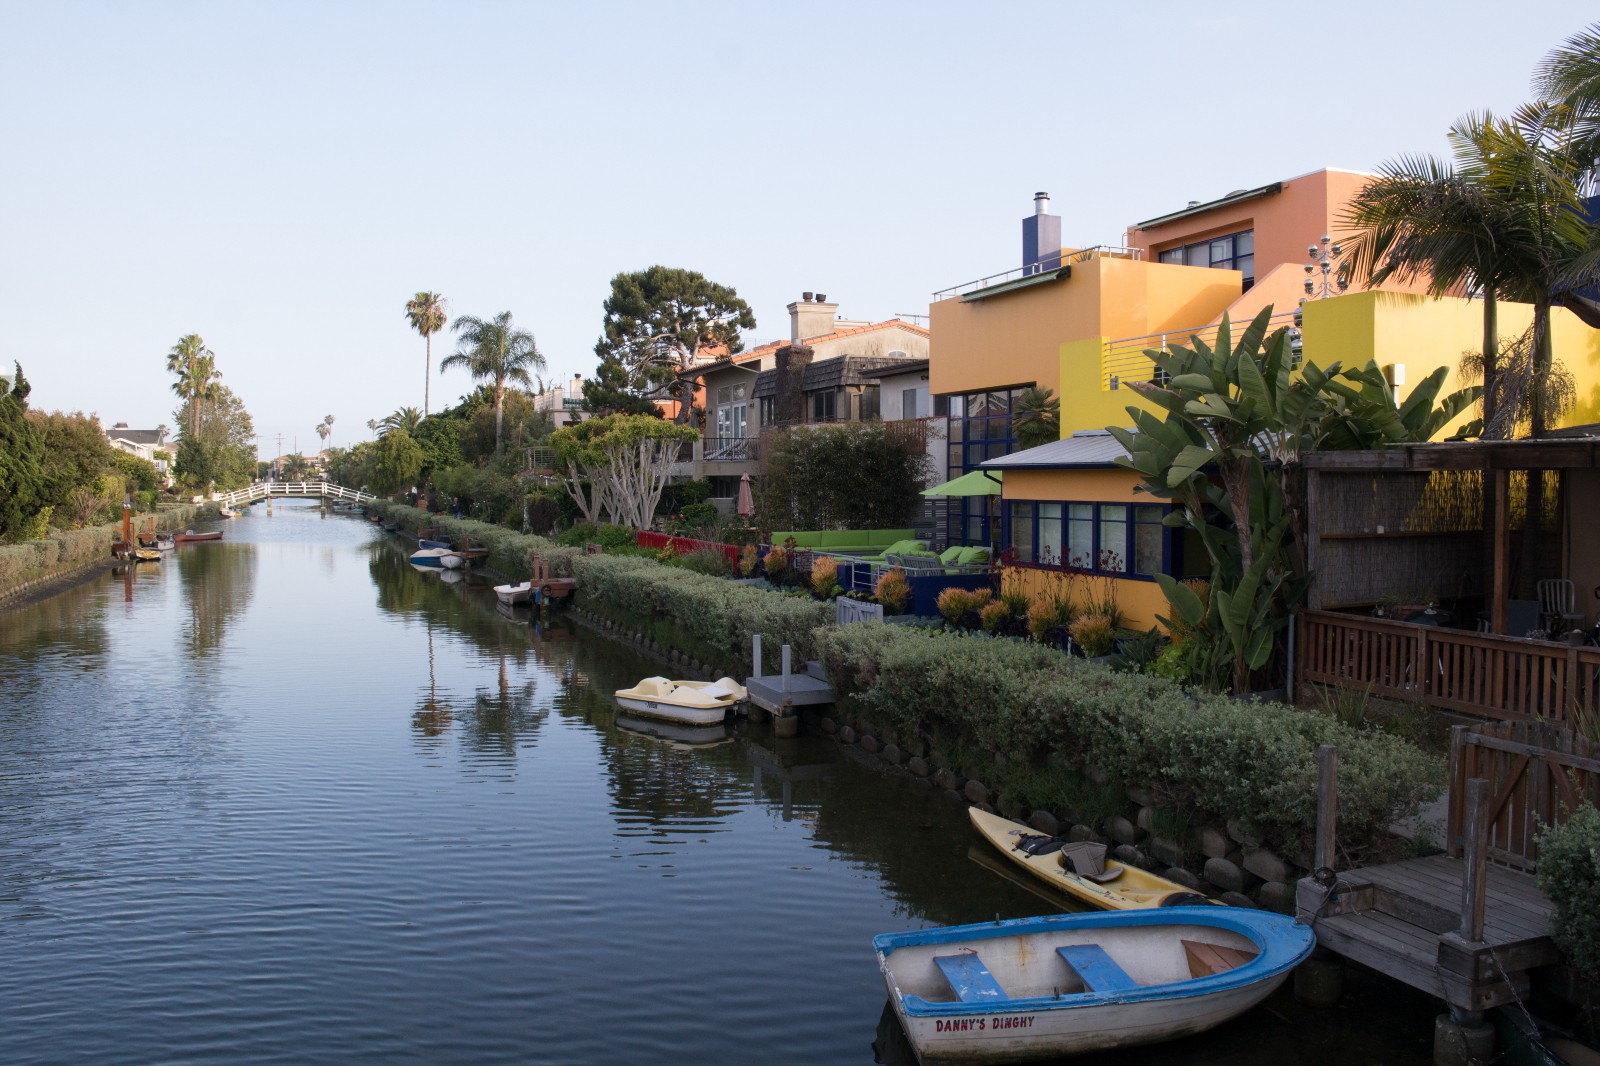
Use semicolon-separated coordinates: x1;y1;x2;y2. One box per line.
405;292;449;417
442;311;545;452
378;406;423;437
316;418;331;451
166;334;222;439
1535;22;1600;173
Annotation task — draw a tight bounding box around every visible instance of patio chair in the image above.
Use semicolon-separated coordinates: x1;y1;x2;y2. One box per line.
1537;579;1585;635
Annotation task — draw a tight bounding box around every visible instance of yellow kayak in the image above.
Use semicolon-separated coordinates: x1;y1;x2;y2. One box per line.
968;807;1217;911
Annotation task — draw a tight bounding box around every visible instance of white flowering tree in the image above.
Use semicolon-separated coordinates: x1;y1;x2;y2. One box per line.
550;414;698;529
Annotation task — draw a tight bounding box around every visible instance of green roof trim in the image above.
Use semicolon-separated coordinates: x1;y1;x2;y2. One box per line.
1134;182;1281;231
959;266;1070;302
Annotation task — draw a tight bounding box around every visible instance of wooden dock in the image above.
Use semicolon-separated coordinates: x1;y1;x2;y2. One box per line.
1298;723;1589;1017
1296;854;1556;1011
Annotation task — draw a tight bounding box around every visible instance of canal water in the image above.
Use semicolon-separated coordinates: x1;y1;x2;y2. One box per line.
0;501;1439;1064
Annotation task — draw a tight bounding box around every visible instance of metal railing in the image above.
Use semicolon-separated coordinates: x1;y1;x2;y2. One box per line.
932;245;1144;300
702;435;760;462
1098;309;1301;391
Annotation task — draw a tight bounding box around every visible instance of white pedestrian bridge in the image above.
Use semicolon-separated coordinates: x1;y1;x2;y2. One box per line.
213;481;377;507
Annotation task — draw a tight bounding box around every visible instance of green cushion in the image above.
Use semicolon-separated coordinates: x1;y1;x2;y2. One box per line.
883;539;927;555
865;529;914;546
956;547;990;566
811;531;850;548
939;546;965;565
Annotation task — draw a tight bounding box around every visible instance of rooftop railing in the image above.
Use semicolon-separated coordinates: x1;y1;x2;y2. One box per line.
932;246;1144;300
1098;309;1301;391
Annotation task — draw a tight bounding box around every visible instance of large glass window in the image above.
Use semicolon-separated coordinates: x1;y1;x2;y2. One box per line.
903;387;919;420
858;385;880;421
1158;228;1255;289
945;386;1028;546
810;390;836;422
1008;499;1175;580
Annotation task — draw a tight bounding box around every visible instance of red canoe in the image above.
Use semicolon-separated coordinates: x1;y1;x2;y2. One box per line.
173;530;224;544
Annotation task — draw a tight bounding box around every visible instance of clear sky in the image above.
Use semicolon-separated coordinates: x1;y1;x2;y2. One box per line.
1;1;1588;458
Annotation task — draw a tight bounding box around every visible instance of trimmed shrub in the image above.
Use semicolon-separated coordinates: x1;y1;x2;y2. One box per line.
1070;612;1116;657
874;567;911;616
764;546;787;581
811;557;838;599
1536;804;1600;980
980;600;1010;634
936;586;992;626
814;623;1439;855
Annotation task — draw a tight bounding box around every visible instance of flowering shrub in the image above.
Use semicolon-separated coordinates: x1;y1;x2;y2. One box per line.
764;546;787;582
936;586;992;626
739;544;758;578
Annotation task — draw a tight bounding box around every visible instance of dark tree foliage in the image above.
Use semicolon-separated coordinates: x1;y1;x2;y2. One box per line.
585;266;755;417
754;423;931;532
29;410;115;507
0;365;47;542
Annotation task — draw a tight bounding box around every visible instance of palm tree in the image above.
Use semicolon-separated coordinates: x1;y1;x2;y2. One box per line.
316;419;331;451
166;334;222;439
378;406;423;437
1535;22;1600;173
405;292;449;417
442;311;545;452
1012;386;1061;449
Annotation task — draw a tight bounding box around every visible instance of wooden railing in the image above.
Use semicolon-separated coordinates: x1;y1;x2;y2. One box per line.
1297;609;1600;724
1447;721;1600;871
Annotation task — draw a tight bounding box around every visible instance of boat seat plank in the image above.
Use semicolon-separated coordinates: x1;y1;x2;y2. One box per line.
1056;944;1139;993
1182;939;1258;977
933;953;1007;1003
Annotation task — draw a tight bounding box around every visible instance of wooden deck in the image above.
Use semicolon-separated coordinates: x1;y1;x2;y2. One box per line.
1297;854;1557;1012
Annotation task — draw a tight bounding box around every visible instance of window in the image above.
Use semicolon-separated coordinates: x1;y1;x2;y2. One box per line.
758;396;775;426
713;382;748;448
1157;228;1255;289
902;387;919;420
945;386;1029;546
1007;499;1175;580
858;385;880;421
810;389;836;422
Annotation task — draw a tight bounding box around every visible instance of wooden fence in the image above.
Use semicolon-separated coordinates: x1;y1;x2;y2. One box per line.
1446;721;1600;871
1297;609;1600;724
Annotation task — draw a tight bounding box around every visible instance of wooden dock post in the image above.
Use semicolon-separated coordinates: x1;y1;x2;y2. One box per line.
1460;777;1490;943
751;634;762;679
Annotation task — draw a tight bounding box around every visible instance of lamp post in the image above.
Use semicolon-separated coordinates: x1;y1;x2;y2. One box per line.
1304;235;1348;299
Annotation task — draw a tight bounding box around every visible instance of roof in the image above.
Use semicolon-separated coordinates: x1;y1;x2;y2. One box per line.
959;266;1070;303
681;319;930;380
751;354;922;399
980;429;1132;469
106;428;167;446
857;358;929;380
1132;182;1283;231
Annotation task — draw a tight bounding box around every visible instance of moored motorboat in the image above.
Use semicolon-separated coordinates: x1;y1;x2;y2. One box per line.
613;676;747;725
408;547;452;568
419;538;452;550
132;547;163;562
152;531;176;551
969;808;1215;911
494;581;534;605
439;552;466;570
173;530;223;544
874;907;1314;1064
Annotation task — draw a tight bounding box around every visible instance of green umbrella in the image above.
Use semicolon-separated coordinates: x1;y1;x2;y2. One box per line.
921;469;1002;497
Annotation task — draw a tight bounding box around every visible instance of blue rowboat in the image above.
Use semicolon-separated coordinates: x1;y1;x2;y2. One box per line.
419;539;452;550
874;906;1314;1063
408;547;452;568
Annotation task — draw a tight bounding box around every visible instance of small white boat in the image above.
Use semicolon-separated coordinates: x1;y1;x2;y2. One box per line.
874;907;1314;1064
613;676;747;725
408;547;452;568
439;552;466;570
494;581;534;606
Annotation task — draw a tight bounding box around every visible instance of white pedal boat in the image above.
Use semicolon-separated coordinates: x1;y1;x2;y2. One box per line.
613;676;747;725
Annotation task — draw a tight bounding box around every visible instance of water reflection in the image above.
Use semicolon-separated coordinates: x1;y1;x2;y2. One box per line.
464;650;545;760
174;541;257;658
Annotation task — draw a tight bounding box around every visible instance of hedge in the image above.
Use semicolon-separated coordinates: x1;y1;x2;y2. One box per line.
363;500;829;670
0;502;209;598
816;622;1441;855
1536;805;1600;981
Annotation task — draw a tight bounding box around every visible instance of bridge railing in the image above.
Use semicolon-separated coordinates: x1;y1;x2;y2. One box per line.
214;481;377;507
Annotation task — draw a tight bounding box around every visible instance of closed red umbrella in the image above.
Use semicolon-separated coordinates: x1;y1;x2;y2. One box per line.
736;473;754;517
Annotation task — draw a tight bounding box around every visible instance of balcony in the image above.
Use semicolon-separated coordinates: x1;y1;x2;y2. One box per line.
1099;309;1299;391
702;435;760;463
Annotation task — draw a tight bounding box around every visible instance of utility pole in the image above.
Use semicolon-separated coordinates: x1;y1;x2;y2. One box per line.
274;433;284;479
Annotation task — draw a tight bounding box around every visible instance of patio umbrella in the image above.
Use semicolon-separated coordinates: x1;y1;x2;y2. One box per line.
920;469;1002;497
736;473;755;517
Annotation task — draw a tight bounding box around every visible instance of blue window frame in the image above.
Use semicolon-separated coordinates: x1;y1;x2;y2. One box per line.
944;387;1028;546
1004;499;1174;579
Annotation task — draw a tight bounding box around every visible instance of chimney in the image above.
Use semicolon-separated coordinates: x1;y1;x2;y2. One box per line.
789;293;839;344
1021;191;1061;277
774;343;815;425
